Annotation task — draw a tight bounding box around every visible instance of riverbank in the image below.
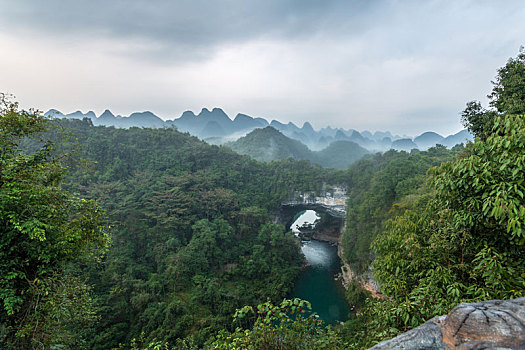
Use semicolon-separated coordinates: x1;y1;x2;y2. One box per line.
306;219;382;298
336;224;383;299
290;209;383;305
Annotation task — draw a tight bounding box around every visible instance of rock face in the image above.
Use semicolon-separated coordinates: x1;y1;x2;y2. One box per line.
369;298;525;350
370;316;445;350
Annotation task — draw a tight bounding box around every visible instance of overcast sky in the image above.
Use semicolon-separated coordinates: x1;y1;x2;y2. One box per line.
1;0;524;136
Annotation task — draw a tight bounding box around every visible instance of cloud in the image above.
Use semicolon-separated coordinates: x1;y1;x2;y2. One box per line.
1;0;524;135
0;0;374;62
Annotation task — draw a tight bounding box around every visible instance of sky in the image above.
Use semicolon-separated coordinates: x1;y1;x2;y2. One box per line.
1;0;524;136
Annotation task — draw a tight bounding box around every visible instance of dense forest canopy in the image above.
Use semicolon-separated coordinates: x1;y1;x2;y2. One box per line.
2;112;345;349
57;119;346;349
340;145;461;273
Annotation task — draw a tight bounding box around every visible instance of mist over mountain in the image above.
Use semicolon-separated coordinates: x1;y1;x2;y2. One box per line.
313;140;370;169
414;131;445;150
391;138;419;151
44;107;473;154
441;129;473;148
165;108;269;137
226;127;312;163
44;109;164;128
226;127;369;169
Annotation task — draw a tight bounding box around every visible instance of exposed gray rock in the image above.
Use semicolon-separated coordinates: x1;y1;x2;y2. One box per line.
369;316;445;350
369;298;525;350
442;298;525;349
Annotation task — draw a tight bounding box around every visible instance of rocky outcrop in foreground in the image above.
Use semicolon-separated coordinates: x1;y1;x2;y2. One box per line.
369;298;525;350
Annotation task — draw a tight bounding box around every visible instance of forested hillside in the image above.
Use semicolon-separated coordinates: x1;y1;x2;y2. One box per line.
226;126;313;163
33;119;341;349
340;145;461;272
226;126;369;169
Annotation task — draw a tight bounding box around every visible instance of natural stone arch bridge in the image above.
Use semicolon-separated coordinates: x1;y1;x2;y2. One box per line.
275;186;348;241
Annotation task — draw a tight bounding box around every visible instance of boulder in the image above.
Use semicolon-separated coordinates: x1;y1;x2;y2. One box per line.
369;316;445;350
369;298;525;350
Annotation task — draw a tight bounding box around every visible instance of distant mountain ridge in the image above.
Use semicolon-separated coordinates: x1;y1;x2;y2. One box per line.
45;107;473;152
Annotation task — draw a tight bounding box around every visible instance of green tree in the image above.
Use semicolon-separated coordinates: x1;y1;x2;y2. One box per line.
0;95;108;349
460;101;495;140
489;47;525;114
354;50;525;347
462;47;525;139
212;299;343;349
340;147;458;273
364;113;525;345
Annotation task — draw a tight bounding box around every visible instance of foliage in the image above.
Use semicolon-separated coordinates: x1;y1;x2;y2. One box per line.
460;101;495;140
344;281;371;314
211;298;344;349
314;140;369;169
6;48;521;349
349;50;525;348
340;145;459;272
26;118;340;348
432;114;525;246
226;127;313;163
122;333;199;350
489;47;525;115
461;46;525;139
0;95;108;349
362;115;525;344
8;272;100;349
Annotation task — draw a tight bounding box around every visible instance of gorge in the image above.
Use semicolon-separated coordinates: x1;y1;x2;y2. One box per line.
280;187;353;324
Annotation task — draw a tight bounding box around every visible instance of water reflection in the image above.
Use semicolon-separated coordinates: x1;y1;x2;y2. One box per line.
292;240;351;324
301;241;332;267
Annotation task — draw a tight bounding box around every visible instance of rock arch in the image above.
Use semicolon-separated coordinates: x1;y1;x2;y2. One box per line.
275;186;348;241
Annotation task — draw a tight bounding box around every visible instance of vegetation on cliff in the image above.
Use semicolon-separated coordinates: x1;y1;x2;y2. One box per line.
341;48;525;348
340;145;460;273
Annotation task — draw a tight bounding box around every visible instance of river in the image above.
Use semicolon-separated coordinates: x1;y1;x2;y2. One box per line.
290;211;351;324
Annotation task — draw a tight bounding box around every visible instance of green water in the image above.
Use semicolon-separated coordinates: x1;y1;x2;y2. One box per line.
291;240;351;324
